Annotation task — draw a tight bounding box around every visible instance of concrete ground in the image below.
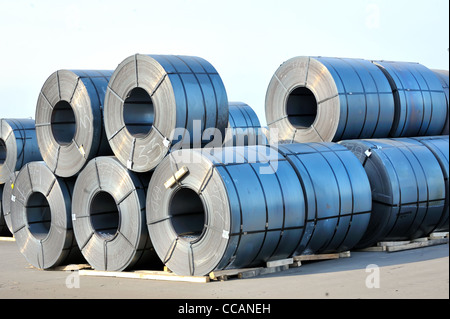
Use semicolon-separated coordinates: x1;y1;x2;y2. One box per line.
0;238;448;300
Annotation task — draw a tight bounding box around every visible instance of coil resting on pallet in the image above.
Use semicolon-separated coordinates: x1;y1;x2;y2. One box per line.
412;136;449;231
72;156;160;271
104;54;229;173
373;61;447;137
340;137;448;249
224;102;267;146
35;70;114;178
431;70;449;135
265;56;395;143
146;143;371;276
10;162;83;269
0;118;42;184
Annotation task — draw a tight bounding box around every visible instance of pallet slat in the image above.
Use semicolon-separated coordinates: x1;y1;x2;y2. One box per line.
79;269;210;283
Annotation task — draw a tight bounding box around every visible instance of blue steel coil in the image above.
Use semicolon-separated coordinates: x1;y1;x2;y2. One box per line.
340;137;447;248
146;143;371;276
373;61;447;137
265;56;395;143
412;135;449;232
0;118;42;184
431;70;449;135
224;102;268;146
35;70;114;178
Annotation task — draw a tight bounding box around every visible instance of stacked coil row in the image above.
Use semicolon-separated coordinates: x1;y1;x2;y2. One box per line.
0;54;448;277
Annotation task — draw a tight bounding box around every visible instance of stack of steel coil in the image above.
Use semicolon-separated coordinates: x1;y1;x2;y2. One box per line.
1;53;448;277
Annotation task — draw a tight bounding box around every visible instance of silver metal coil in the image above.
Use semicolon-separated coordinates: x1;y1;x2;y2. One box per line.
10;161;83;269
340;137;447;248
35;70;114;178
103;54;229;173
265;56;395;143
72;156;160;271
223;102;267;146
373;61;447;137
0;118;42;184
146;143;371;276
1;171;18;234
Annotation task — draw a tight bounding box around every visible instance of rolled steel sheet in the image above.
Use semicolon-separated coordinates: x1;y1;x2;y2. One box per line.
10;162;83;269
1;171;18;234
413;135;449;231
431;70;449;135
276;143;372;255
72;156;159;271
340;138;447;248
265;56;395;143
223;102;268;146
35;70;114;178
0;118;42;184
373;61;447;137
146;143;371;276
104;54;229;173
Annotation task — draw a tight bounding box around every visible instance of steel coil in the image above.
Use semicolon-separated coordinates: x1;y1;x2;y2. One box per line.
104;54;229;173
340;138;447;248
1;171;18;234
35;70;114;178
72;156;159;271
224;102;268;146
0;118;42;184
10;161;83;269
373;61;447;137
276;143;372;254
146;143;371;276
265;56;395;143
413;135;449;231
431;69;449;135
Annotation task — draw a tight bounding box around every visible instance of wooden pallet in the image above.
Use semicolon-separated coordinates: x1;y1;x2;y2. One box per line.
26;252;352;283
358;232;449;252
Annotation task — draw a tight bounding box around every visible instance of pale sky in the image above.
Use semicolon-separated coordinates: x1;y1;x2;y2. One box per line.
0;0;449;125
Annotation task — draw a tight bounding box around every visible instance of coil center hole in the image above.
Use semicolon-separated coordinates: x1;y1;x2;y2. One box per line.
51;100;76;146
123;87;154;138
26;192;51;240
90;191;120;240
0;139;6;165
170;188;205;241
286;87;318;129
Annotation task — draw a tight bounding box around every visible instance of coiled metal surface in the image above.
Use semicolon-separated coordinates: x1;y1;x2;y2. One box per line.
265;56;395;143
146;143;371;276
1;171;18;234
374;61;447;137
277;143;372;255
10;161;83;269
104;54;229;173
0;118;42;184
35;70;114;178
72;156;159;271
413;135;449;231
224;102;268;146
431;70;449;135
340;137;447;248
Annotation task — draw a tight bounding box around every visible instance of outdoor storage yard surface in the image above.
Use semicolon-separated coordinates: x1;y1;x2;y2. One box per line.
0;239;448;299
